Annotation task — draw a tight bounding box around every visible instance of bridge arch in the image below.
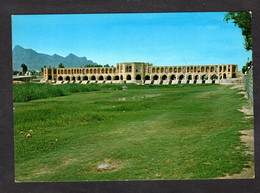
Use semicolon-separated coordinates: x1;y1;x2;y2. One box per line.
170;74;176;80
98;75;104;80
127;75;131;80
162;75;167;80
136;74;141;80
153;75;159;80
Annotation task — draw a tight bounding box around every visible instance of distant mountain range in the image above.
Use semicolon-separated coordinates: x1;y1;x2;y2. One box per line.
12;45;99;71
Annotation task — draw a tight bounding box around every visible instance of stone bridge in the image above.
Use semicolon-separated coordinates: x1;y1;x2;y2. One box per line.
43;62;238;85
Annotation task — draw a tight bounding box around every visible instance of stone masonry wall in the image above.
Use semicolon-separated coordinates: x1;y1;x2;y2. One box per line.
243;66;254;106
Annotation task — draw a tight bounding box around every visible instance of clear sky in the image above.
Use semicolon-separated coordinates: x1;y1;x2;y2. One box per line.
12;12;252;70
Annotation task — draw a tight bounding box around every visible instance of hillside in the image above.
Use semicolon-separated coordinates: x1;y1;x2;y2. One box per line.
12;45;99;71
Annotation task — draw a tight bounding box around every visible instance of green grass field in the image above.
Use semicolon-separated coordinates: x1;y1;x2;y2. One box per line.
13;83;254;181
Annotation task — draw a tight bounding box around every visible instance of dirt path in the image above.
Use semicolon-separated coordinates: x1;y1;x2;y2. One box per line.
219;83;254;179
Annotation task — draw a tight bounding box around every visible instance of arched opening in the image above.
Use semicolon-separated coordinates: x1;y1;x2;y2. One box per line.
187;75;192;83
152;68;155;73
232;73;236;78
211;74;218;80
178;75;184;84
210;67;214;72
126;65;132;72
94;69;97;73
161;68;164;73
90;69;92;74
136;74;141;80
170;75;176;80
153;75;159;80
101;69;104;73
156;68;160;73
71;76;75;81
58;76;63;81
65;76;70;81
219;66;222;72
83;76;88;80
162;75;167;80
114;75;119;80
201;67;205;72
91;76;96;80
145;75;150;80
211;74;218;84
178;67;181;73
194;75;199;84
120;75;123;80
187;67;190;73
223;73;227;79
127;75;131;80
202;74;206;83
109;69;112;73
99;76;104;80
48;75;52;80
107;76;112;80
77;76;81;81
169;67;173;73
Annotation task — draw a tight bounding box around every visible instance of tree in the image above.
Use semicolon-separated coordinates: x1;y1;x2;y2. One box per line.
104;64;110;67
21;63;27;75
242;60;252;74
58;63;64;68
224;12;252;51
13;70;20;75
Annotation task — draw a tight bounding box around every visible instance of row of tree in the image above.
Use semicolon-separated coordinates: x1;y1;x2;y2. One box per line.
56;63;112;69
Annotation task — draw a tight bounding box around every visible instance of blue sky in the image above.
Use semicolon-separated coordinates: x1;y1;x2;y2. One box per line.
12;12;252;70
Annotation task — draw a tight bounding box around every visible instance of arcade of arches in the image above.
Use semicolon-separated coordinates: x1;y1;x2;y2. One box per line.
44;62;238;84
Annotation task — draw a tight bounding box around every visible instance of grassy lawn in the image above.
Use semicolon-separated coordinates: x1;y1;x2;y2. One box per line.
13;83;254;181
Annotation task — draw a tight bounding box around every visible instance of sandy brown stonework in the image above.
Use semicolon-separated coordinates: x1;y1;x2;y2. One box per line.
43;62;238;84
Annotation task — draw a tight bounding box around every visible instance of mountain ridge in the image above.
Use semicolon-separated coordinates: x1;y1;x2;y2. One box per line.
12;45;99;71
